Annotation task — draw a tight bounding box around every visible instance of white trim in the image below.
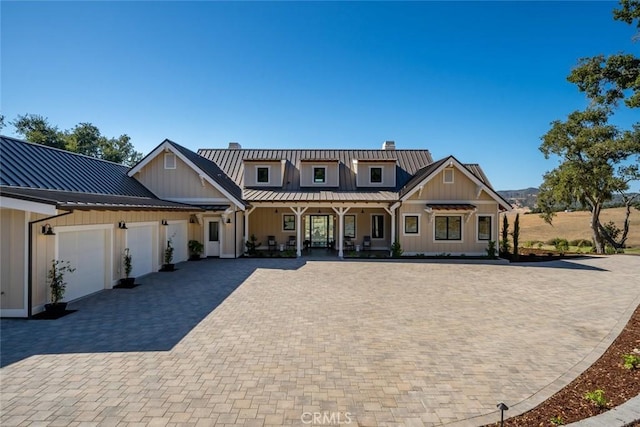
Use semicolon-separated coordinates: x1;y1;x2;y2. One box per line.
125;221;161;274
204;217;223;257
255;165;271;185
164;153;176;169
443;168;454;184
402;213;421;236
432;214;464;243
368;166;383;185
0;196;58;215
53;223;113;233
400;156;511;211
312;166;327;184
476;214;494;243
128;141;245;210
370;213;385;240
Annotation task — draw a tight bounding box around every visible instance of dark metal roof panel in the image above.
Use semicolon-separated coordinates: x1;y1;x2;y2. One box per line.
242;189;398;202
0;186;201;211
0;136;155;197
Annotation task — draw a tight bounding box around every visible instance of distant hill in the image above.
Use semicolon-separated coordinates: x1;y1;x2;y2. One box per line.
498;187;539;210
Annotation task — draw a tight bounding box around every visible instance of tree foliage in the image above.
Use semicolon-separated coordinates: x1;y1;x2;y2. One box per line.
539;1;640;254
9;114;143;166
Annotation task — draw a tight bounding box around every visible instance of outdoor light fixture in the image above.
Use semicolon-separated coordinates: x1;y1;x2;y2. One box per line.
496;402;509;427
361;209;364;214
161;219;168;226
41;223;55;235
226;218;231;224
275;208;278;213
118;221;128;230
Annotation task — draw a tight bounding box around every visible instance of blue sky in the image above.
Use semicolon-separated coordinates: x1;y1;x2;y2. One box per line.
2;1;638;191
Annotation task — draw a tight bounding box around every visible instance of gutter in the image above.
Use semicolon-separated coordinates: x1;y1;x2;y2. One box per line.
27;210;73;318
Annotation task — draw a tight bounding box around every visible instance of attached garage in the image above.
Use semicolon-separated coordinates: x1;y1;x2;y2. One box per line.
126;223;158;278
57;225;111;302
166;221;188;263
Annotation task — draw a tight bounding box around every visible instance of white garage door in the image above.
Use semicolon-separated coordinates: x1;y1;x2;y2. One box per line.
127;225;155;278
58;228;107;302
167;222;188;263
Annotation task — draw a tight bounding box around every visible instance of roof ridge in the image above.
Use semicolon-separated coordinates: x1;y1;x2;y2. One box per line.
198;148;432;152
0;135;129;168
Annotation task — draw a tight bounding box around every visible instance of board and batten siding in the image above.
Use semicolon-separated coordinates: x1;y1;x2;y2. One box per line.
408;167;495;202
299;162;340;187
0;208;27;313
133;153;227;200
355;162;396;188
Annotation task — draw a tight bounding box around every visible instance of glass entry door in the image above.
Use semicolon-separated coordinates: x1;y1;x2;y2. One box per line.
305;215;334;248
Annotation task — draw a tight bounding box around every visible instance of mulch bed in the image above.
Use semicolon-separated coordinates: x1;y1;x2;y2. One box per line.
484;304;640;426
32;310;77;320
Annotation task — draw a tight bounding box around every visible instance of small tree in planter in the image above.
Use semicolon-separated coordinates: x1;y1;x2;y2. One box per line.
162;239;175;271
245;234;260;256
511;213;520;261
118;248;136;287
46;260;75;314
188;240;204;260
391;240;403;258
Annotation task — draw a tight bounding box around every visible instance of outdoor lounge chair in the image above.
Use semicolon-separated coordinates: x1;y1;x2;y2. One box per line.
344;236;355;251
287;236;296;250
267;236;277;252
362;235;371;251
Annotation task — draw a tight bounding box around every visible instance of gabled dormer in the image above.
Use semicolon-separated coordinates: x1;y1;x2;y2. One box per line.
299;159;340;187
242;159;286;188
354;159;397;188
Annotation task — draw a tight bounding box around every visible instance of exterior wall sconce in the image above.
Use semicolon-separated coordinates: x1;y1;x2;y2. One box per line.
161;219;169;226
226;218;231;224
41;223;55;235
361;209;364;214
118;221;128;229
275;208;278;213
189;215;196;224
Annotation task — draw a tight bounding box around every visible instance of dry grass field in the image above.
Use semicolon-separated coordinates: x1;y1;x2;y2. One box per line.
504;207;640;248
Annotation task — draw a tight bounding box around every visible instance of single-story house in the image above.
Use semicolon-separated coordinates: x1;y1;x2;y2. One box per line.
0;136;510;317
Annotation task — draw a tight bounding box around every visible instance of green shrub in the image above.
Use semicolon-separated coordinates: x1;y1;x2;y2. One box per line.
554;238;569;253
391;241;403;258
486;241;497;259
550;416;565;426
584;389;608;408
622;354;640;370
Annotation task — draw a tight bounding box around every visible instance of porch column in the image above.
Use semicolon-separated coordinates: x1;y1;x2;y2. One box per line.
385;202;400;256
243;206;255;251
290;206;308;257
332;206;350;258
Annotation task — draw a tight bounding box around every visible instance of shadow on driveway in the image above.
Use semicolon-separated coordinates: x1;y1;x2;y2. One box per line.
0;257;305;368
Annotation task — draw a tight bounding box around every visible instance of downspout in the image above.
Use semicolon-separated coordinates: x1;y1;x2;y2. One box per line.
234;210;237;258
28;210;73;318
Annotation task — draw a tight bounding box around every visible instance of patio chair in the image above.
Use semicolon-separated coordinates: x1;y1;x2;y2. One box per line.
267;235;277;252
362;235;371;251
287;236;296;250
344;236;355;251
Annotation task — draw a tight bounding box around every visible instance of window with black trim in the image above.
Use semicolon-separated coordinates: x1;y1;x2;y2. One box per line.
313;167;326;184
257;167;269;183
404;215;419;234
283;214;295;231
435;216;462;240
372;215;384;239
370;167;382;184
477;216;491;240
344;215;356;238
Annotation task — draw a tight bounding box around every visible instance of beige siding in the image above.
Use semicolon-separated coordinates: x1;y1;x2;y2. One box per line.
29;210;193;311
398;203;498;255
355;162;396;188
243;161;283;187
300;162;339;187
134;154;226;199
0;209;27;311
408;167;481;201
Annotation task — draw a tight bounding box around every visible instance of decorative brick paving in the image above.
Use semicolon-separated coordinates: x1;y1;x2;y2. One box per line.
1;256;639;426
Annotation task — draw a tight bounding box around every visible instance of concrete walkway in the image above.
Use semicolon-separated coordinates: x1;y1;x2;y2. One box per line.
1;255;639;426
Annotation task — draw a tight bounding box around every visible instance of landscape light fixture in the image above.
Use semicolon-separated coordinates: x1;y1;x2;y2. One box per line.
496;402;509;427
41;223;55;235
118;221;128;230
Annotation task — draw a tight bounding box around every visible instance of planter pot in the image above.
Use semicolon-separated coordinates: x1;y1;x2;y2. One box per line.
188;255;202;261
161;263;175;272
44;302;68;314
116;277;136;288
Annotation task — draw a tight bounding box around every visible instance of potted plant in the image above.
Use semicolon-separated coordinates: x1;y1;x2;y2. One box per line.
245;234;260;256
188;240;204;260
118;248;136;287
161;239;175;271
45;259;75;314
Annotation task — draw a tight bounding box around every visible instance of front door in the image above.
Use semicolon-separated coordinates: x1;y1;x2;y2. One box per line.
206;220;220;257
306;215;334;247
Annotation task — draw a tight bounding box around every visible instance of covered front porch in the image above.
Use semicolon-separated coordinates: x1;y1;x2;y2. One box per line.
243;202;399;257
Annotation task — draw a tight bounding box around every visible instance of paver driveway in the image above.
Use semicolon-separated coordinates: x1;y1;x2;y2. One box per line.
1;256;639;426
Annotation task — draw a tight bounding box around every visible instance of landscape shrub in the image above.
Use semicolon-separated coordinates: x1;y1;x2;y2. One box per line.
584;389;608;408
555;238;569;253
622;354;640;370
